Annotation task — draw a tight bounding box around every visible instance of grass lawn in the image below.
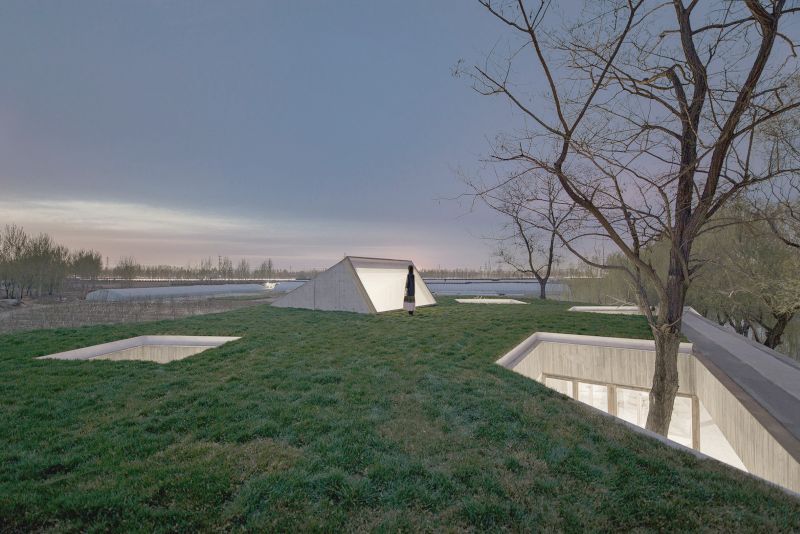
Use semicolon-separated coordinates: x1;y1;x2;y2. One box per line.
1;298;798;531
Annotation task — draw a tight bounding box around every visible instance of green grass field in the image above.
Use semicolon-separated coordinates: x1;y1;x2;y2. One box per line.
1;298;798;531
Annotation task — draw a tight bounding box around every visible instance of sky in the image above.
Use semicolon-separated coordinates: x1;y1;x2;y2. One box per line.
0;0;529;270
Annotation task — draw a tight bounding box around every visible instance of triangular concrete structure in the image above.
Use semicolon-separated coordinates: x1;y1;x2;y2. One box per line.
272;256;436;314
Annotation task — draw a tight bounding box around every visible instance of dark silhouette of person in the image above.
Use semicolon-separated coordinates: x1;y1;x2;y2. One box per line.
404;265;415;316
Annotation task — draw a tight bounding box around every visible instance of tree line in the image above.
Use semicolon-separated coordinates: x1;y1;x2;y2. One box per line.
108;257;319;281
0;225;327;302
0;225;102;300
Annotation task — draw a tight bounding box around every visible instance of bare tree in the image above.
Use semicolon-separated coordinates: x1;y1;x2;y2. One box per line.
72;250;104;298
114;256;141;280
469;0;800;435
469;173;575;299
0;225;29;300
748;85;800;247
768;181;800;248
218;256;234;279
254;258;275;279
235;258;251;279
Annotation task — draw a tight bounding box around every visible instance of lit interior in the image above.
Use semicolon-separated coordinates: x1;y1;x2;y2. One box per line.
352;263;436;313
542;374;746;470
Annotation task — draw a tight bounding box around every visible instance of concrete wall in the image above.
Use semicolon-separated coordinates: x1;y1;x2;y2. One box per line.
93;345;211;363
692;355;800;492
532;341;695;395
498;332;800;494
272;259;374;313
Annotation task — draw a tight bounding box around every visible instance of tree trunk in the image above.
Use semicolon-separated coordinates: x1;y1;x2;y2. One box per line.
646;327;681;435
735;321;751;337
645;247;688;436
539;279;547;300
764;312;794;349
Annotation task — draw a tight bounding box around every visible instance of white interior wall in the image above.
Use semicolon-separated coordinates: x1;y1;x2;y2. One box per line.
504;337;755;476
354;267;407;313
353;264;435;313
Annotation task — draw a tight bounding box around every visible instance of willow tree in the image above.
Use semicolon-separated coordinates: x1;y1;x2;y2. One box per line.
690;205;800;349
472;0;800;435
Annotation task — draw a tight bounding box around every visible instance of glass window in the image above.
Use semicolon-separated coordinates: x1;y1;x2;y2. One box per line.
544;377;573;398
616;388;693;447
578;382;608;412
698;401;747;470
667;396;693;447
616;388;649;426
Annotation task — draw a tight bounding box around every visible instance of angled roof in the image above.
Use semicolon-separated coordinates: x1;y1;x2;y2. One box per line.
272;256;436;314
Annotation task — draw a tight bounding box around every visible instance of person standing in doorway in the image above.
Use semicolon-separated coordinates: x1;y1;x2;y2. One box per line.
404;265;415;316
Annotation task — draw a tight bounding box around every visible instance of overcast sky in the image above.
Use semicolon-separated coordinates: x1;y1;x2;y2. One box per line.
0;1;540;269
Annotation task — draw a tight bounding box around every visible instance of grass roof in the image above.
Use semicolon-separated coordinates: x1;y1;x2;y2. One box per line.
1;298;798;531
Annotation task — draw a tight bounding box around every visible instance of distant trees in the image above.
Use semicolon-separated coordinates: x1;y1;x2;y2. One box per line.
71;249;104;298
217;256;234;279
467;173;574;299
71;250;103;279
0;223;300;297
235;259;251;279
0;225;28;300
253;259;274;278
199;257;215;279
102;256;286;280
0;225;103;300
114;257;141;280
689;205;800;350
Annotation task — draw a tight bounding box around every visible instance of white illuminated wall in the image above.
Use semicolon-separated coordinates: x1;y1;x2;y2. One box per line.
352;261;436;313
543;375;746;470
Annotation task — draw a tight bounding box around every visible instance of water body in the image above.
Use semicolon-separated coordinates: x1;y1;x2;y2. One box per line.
87;279;568;301
275;278;567;298
424;279;568;298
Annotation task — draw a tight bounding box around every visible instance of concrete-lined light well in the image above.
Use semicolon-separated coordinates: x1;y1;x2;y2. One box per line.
37;336;240;364
455;298;527;304
496;331;800;494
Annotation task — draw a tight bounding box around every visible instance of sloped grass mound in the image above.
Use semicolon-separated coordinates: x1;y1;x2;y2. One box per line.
1;298;798;531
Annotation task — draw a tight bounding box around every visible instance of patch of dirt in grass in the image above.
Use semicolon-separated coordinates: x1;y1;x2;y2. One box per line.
345;506;439;532
154;438;302;479
378;397;451;456
232;439;302;476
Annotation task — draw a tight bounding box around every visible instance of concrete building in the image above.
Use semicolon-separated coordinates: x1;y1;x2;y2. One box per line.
272;256;436;314
496;307;800;494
